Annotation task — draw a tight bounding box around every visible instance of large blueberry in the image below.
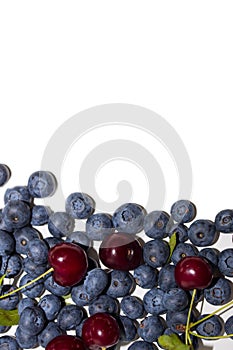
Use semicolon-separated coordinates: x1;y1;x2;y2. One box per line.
170;199;196;223
134;264;158;289
113;202;146;234
48;211;75;238
144;210;172;239
0;164;11;187
143;239;170;268
106;270;135;298
28;170;57;198
188;219;219;246
2;200;31;230
65;192;95;219
86;213;114;240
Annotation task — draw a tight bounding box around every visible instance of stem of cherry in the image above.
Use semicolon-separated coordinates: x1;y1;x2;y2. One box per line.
0;267;54;299
185;288;196;345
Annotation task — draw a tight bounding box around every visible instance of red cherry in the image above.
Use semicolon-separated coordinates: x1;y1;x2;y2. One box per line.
82;312;120;349
99;232;143;271
48;242;88;286
175;256;213;290
46;335;87;350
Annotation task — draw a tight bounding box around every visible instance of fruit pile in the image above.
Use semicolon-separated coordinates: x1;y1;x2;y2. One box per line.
0;163;233;350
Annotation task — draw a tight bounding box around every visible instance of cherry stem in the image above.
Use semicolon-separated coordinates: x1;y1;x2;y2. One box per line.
0;267;54;299
185;288;197;345
190;298;233;329
189;330;233;340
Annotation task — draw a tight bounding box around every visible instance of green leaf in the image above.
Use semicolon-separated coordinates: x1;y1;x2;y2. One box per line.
168;232;177;262
0;308;19;326
158;333;192;350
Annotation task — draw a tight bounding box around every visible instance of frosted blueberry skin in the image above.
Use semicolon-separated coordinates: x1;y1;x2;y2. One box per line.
143;239;170;268
18;297;38;315
0;164;11;187
218;248;233;277
38;294;62;321
158;264;177;291
48;211;75;238
143;288;167;315
170;199;196;223
88;294;119;315
171;242;199;265
66;231;91;251
188;219;219;247
31;205;53;226
0;230;15;256
13;226;41;255
144;210;172;239
128;341;158;350
0;254;22;278
28;170;57;198
57;304;84;331
38;322;64;348
204;277;233;305
71;284;92;307
134;264;158;289
65;192;95;219
19;273;45;298
83;268;108;299
113;203;146;234
106;270;135;298
0;335;21;350
215;209;233;233
86;213;114;241
121;295;145;319
118;315;138;342
137;315;165;343
4;186;32;204
26;238;48;265
199;247;220;267
19;306;46;336
225;315;233;339
162;287;189;312
166;308;197;334
2;200;31;230
15;326;39;349
196;314;224;337
168;223;188;243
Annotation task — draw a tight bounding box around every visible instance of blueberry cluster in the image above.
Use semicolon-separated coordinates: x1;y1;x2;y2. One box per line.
0;165;233;350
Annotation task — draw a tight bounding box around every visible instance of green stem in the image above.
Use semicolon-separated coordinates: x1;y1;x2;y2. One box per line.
185;288;196;345
189;331;233;340
190;298;233;329
0;267;54;299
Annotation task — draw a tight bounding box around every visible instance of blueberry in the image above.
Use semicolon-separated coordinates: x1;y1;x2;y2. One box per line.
166;308;197;334
86;213;114;241
48;211;75;238
215;209;233;233
0;231;15;256
31;205;53;226
19;306;46;335
22;257;48;277
170;199;196;223
143;239;170;268
168;223;188;243
0;335;21;350
0;254;22;278
65;192;95;219
0;164;11;187
71;284;93;307
196;314;224;337
158;264;177;291
88;294;119;315
106;270;135;298
119;315;138;342
15;327;38;349
2;200;31;230
4;186;32;204
38;322;64;348
218;248;233;277
38;294;62;321
113;203;146;234
83;268;108;299
128;341;158;350
144;211;172;239
137;315;165;342
225;315;233;339
44;274;71;297
199;247;220;266
0;325;11;334
13;226;41;255
28;170;57;198
0;285;20;310
57;304;84;331
188;219;219;247
171;242;198;265
143;288;166;315
204;277;233;305
134;264;158;289
44;237;63;249
19;273;45;298
26;238;48;265
121;295;145;319
75;317;87;337
162;288;189;312
66;231;91;250
18;297;38;315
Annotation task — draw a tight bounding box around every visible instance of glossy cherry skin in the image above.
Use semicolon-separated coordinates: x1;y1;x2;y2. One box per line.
46;335;87;350
99;232;143;271
175;256;213;290
82;312;120;348
48;242;88;286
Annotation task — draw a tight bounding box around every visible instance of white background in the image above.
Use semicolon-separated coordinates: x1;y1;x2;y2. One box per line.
0;1;233;349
